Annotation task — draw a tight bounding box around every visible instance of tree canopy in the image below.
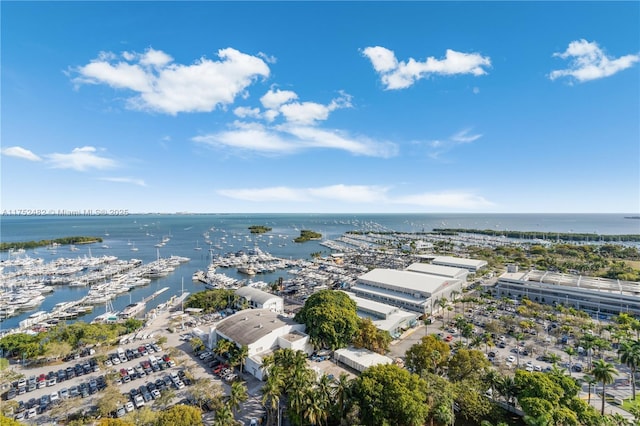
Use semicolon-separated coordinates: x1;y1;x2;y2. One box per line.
352;363;429;426
294;290;359;349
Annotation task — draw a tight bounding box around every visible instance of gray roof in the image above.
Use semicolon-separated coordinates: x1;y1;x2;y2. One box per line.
405;262;467;278
235;286;282;305
432;256;488;268
215;309;298;346
358;268;451;295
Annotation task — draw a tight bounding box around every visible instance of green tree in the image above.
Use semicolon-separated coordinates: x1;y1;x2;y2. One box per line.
618;339;640;399
227;381;248;415
190;336;205;353
447;348;490;382
230;344;249;374
96;385;127;417
405;334;450;376
294;290;359;349
581;374;597;405
591;359;618;415
352;363;429;426
352;318;391;354
156;404;203;426
213;404;236;426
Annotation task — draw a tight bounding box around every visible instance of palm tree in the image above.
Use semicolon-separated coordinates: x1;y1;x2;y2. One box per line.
618;340;640;399
213;403;236;426
581;374;597;405
564;347;576;376
331;373;352;423
438;297;448;326
227;381;248;415
261;374;283;426
497;375;518;406
230;344;249;375
484;369;502;401
214;338;234;360
592;359;618;415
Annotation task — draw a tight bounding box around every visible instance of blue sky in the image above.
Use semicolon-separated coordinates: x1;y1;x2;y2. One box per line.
2;1;639;214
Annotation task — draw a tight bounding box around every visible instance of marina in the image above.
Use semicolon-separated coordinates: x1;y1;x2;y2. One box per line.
1;213;638;335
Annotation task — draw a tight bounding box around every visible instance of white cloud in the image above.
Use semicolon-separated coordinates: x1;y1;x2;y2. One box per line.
98;177;147;187
427;129;482;159
1;146;42;161
394;191;494;209
473;87;480;94
217;184;493;209
72;47;270;115
549;39;640;83
46;146;117;171
233;106;262;119
193;121;398;158
260;88;299;110
362;46;491;90
194;88;389;157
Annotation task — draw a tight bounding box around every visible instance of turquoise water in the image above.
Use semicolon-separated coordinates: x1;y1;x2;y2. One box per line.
1;213;638;329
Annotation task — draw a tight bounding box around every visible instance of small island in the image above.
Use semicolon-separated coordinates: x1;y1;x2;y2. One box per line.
0;236;103;251
294;230;322;243
248;225;272;234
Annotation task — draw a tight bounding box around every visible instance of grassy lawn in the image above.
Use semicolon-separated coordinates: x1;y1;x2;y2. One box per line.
621;394;640;411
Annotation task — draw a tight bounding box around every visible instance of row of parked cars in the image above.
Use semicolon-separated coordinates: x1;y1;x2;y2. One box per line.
114;370;190;418
105;343;162;367
12;375;107;421
5;359;101;400
115;353;176;385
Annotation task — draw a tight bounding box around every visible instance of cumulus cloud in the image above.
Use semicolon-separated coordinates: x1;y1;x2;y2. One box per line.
72;47;270;115
1;146;42;161
362;46;491;90
428;129;482;160
46;146;117;171
98;177;147;187
194;88;392;157
549;39;639;83
217;184;493;209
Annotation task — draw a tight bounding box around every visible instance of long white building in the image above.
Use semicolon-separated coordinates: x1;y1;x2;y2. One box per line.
235;286;283;313
431;255;488;273
494;270;640;317
340;291;418;338
350;268;463;316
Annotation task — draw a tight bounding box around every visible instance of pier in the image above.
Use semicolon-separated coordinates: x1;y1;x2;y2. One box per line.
142;287;169;304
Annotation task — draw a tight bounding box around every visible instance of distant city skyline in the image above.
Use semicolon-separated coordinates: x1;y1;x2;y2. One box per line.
2;2;638;213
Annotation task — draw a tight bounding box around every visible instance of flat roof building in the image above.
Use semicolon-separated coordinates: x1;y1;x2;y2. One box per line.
494;270;640;317
211;309;311;380
340;291;418;338
351;268;463;315
333;347;393;373
431;256;488;272
405;262;469;281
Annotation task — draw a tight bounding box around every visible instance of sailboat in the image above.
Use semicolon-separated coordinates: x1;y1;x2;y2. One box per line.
194;240;202;251
130;242;139;252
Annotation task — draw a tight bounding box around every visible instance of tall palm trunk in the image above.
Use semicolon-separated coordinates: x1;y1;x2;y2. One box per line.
601;381;606;415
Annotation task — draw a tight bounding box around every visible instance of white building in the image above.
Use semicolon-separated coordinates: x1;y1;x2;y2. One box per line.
235;286;283;313
210;309;312;380
340;291;417;339
350;268;463;315
494;270;640;317
333;347;393;373
431;255;488;273
405;262;469;282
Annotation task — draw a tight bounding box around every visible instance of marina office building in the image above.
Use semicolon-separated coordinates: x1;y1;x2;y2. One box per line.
494;270;640;316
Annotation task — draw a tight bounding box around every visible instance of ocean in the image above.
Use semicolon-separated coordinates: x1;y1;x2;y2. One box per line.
1;213;638;330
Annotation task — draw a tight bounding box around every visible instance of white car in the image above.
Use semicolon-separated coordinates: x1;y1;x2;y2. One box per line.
506;355;516;363
50;391;60;404
125;402;135;412
151;389;161;399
